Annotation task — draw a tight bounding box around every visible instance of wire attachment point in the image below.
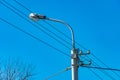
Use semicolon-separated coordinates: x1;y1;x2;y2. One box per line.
79;50;90;55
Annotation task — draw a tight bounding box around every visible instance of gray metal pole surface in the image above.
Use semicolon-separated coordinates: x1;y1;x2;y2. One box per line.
71;49;79;80
46;18;79;80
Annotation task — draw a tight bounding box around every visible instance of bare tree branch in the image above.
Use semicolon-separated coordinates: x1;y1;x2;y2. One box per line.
0;59;35;80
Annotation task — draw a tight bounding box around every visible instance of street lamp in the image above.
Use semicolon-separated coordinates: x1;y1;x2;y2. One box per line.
29;13;79;80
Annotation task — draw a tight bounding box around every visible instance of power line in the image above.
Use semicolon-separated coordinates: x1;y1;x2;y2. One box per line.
5;0;109;79
79;56;116;79
86;56;117;80
91;53;120;78
0;18;70;57
80;57;116;80
82;66;120;72
88;69;103;80
0;0;71;50
44;67;71;80
91;62;116;80
2;0;73;49
14;0;33;13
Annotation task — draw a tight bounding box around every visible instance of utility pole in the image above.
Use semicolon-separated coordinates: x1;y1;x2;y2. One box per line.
29;13;91;80
71;49;79;80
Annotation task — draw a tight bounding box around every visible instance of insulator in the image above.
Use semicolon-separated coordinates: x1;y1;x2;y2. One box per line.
79;50;82;54
87;50;90;54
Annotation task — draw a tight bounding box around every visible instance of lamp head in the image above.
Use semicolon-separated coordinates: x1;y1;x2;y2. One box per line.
29;13;46;21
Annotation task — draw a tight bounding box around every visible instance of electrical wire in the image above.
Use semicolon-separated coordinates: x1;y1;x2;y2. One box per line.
0;0;71;50
11;0;120;79
79;56;116;80
85;56;118;79
79;57;116;80
45;66;104;80
82;66;120;72
91;62;116;80
79;56;115;80
14;0;33;13
81;55;116;80
44;67;71;80
2;0;73;49
0;18;70;57
88;69;103;80
91;53;120;78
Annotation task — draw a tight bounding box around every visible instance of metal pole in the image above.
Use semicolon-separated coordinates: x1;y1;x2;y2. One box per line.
46;18;79;80
71;49;78;80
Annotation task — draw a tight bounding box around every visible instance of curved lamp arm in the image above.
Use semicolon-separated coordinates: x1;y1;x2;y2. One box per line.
29;13;75;49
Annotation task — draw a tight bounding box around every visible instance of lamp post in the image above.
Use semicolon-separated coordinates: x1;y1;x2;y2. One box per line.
29;13;79;80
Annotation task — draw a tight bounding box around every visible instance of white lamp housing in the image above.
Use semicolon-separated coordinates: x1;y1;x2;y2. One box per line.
29;13;46;21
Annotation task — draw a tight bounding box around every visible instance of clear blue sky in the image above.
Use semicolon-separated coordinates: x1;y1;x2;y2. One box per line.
0;0;120;80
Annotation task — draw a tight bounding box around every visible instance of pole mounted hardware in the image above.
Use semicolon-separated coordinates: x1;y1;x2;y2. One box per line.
79;50;90;55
